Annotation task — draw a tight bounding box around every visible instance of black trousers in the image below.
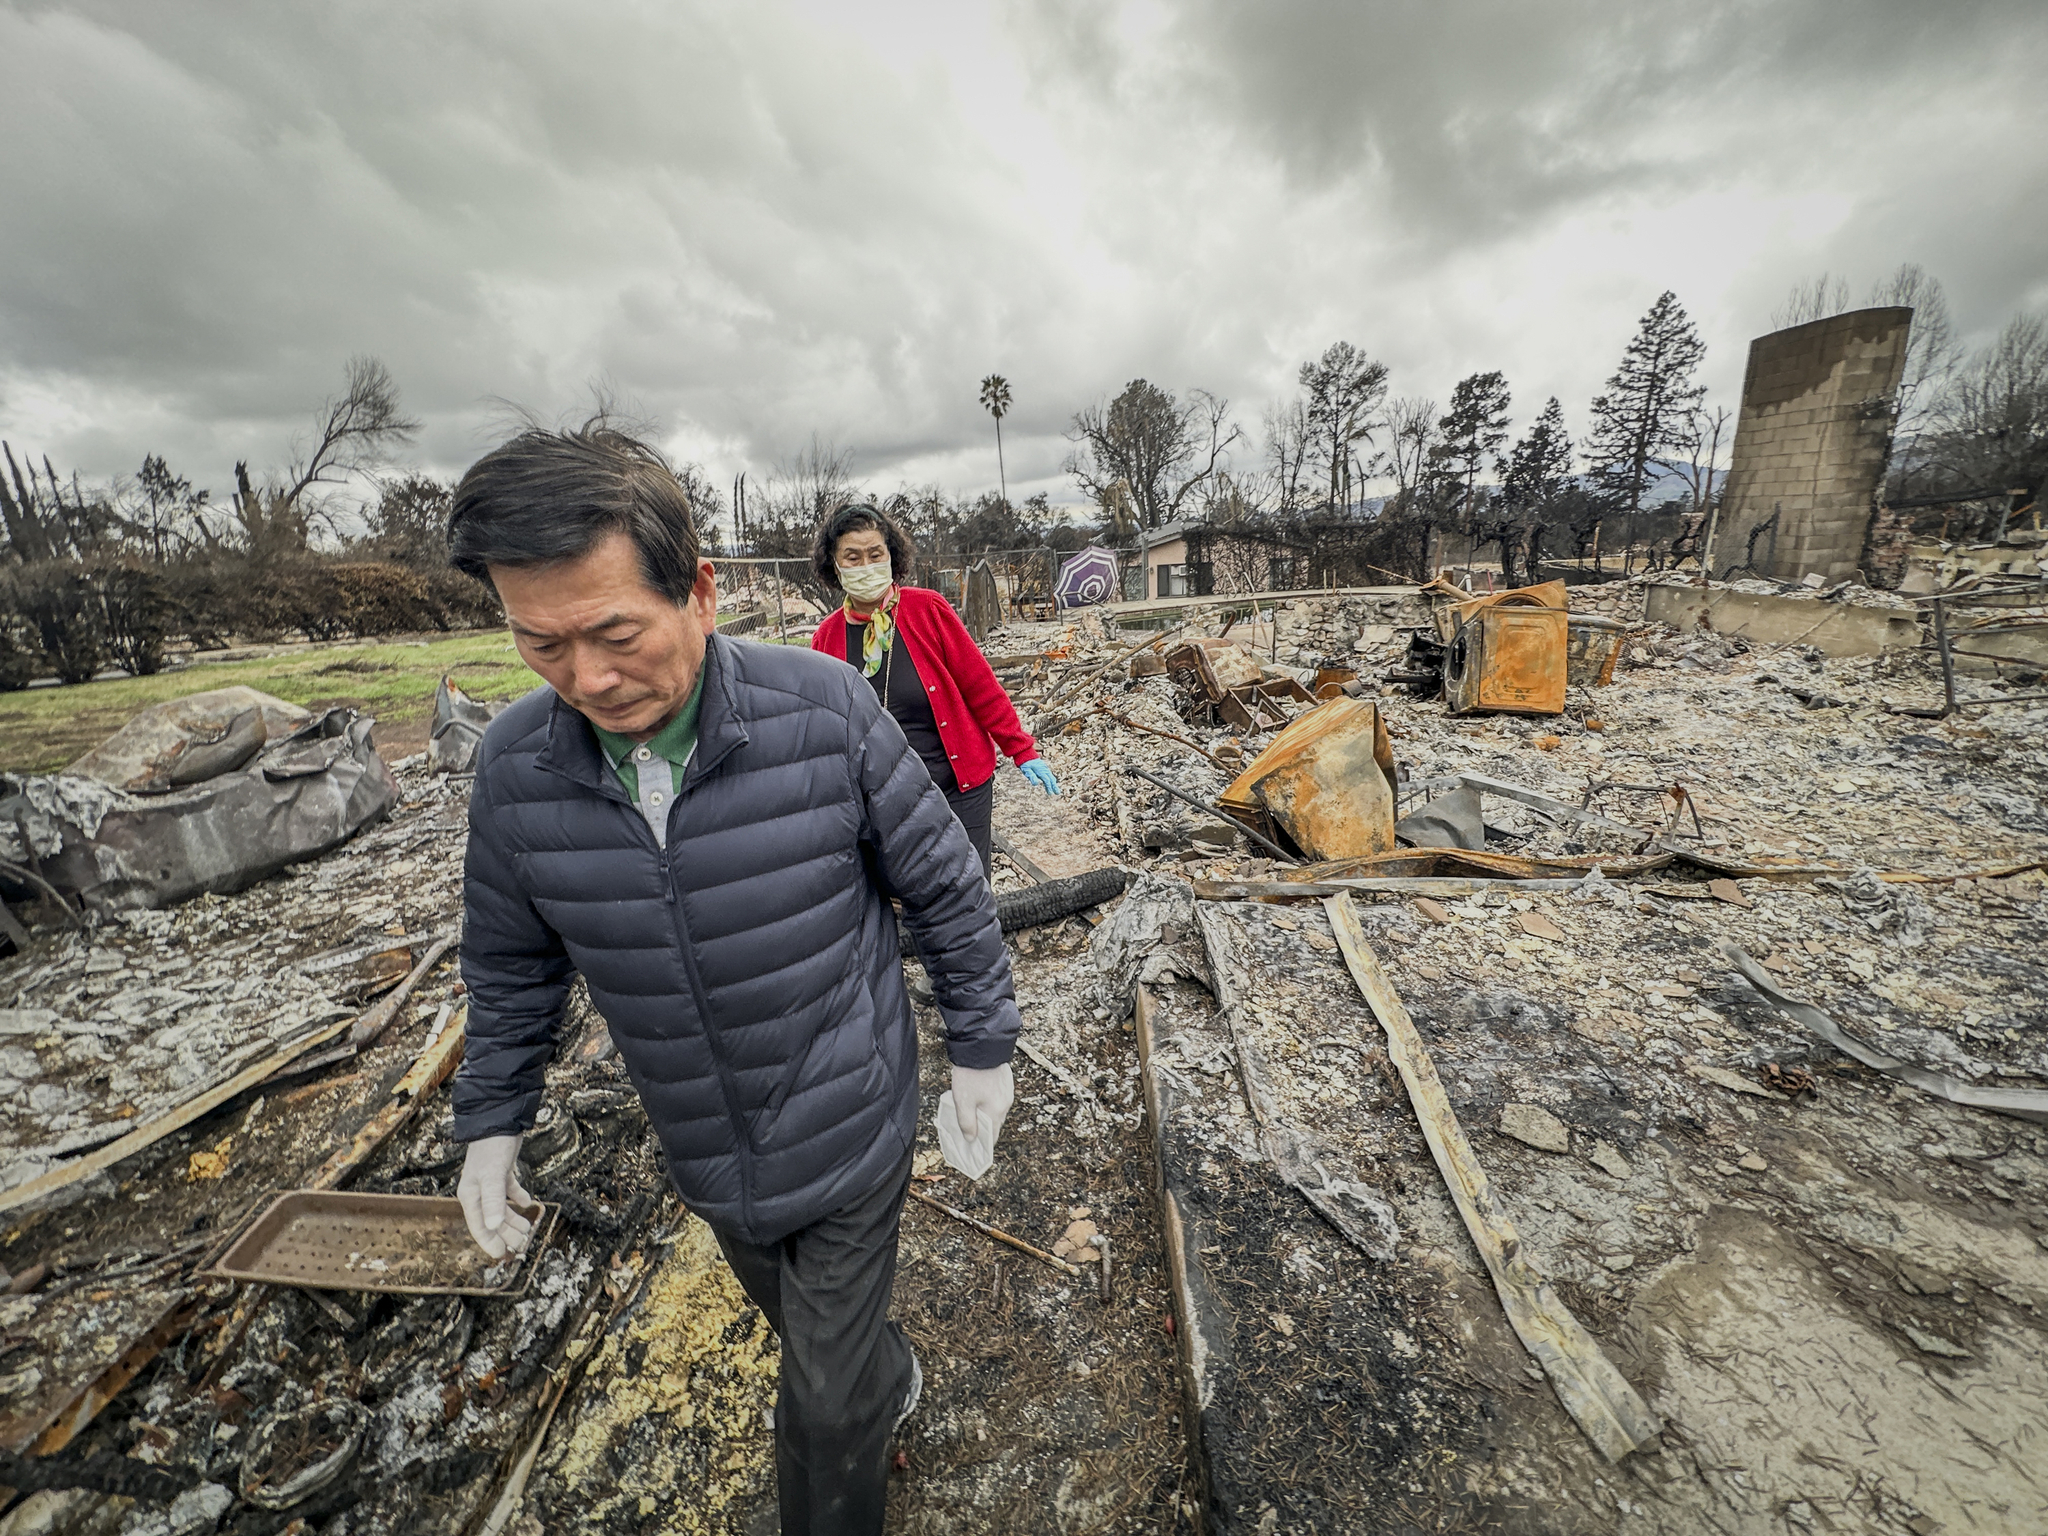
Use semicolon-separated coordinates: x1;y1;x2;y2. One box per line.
711;1147;917;1536
943;774;993;882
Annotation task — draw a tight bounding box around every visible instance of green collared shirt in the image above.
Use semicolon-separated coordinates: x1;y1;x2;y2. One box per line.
589;674;704;847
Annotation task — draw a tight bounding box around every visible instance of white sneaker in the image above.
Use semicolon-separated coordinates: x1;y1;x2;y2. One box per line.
893;1350;923;1432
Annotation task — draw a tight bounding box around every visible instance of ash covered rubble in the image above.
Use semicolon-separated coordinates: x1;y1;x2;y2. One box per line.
0;716;1191;1534
972;578;2048;1534
0;756;466;1213
4;575;2047;1536
0;750;703;1536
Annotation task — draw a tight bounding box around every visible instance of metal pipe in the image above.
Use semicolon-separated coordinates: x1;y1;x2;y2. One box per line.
1934;596;1958;715
1122;766;1298;863
1946;692;2048;708
909;1188;1083;1277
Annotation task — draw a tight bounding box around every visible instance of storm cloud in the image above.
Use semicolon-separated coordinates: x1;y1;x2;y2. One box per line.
1;0;2042;516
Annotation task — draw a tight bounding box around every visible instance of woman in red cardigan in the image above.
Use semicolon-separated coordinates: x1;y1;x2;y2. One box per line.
810;503;1059;878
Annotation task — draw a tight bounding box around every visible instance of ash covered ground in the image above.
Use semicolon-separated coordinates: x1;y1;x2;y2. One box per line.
4;581;2047;1536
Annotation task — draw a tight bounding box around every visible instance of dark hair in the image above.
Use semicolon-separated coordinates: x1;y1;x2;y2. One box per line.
811;504;916;592
448;421;702;604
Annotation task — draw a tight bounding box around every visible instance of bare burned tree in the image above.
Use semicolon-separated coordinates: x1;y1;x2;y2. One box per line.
777;436;858;522
749;436;861;561
1368;397;1442;577
127;455;213;563
1866;265;1964;501
1922;315;2048;537
1261;397;1313;517
671;462;729;548
1771;272;1850;331
1065;380;1240;531
1869;264;1959;436
231;460;312;561
1666;403;1732;570
283;356;422;511
1376;400;1429;514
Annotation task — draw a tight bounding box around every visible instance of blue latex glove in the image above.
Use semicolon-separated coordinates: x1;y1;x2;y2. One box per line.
1020;759;1060;796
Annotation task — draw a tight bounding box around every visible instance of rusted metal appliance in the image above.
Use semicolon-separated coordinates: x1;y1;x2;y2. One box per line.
1444;590;1567;716
1424;578;1568;643
1216;697;1397;860
1566;614;1626;689
1164;639;1314;733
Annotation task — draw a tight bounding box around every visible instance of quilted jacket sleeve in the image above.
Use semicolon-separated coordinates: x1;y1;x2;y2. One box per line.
452;769;576;1142
850;677;1021;1070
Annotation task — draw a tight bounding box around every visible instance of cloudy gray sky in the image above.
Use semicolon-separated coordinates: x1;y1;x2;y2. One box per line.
2;0;2043;524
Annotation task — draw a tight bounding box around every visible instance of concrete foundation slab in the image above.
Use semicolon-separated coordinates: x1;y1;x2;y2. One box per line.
1131;886;2048;1535
1643;582;1918;656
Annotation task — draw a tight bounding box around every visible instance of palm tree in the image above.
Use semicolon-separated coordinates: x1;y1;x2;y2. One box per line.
979;374;1012;511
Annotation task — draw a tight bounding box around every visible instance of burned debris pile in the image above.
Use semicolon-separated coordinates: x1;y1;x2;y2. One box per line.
0;687;395;917
0;728;1186;1532
0;754;749;1536
976;575;2048;1532
1;568;2045;1535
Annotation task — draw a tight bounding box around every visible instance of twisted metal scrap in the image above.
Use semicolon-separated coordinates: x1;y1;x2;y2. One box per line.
1724;944;2048;1125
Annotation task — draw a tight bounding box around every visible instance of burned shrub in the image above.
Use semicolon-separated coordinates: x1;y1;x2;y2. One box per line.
91;557;175;676
328;561;435;636
160;555;242;650
7;559;105;683
418;563;501;629
0;599;43;690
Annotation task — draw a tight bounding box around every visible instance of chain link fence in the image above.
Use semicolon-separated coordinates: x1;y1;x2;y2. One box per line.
913;546;1143;620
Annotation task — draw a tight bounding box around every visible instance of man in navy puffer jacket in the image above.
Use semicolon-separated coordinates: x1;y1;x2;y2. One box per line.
445;422;1019;1534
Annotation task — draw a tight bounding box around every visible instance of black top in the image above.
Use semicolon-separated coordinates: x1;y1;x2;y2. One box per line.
847;621;957;793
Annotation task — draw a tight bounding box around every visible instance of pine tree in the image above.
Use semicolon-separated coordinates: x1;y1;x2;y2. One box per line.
1501;397;1572;510
1494;397;1572;588
1299;342;1389;514
1584;291;1706;569
1429;370;1512;545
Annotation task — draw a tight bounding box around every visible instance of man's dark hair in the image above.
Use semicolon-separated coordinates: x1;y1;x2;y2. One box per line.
811;503;916;592
448;421;702;603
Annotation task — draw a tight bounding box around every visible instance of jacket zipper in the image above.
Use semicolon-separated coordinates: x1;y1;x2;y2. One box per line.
649;773;758;1237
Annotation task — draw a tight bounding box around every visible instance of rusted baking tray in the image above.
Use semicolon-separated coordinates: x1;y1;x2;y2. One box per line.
202;1190;558;1297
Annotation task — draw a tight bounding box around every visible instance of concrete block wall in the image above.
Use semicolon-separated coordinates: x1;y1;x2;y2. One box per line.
1713;307;1911;584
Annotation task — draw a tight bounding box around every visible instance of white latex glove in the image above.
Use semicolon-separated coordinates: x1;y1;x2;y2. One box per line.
936;1062;1015;1181
457;1135;534;1260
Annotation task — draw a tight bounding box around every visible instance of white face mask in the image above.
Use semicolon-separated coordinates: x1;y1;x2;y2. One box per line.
839;563;894;603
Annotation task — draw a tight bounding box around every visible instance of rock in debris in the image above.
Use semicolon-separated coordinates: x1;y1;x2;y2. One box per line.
122;1481;235;1536
1500;1103;1570;1154
1588;1140;1633;1179
1053;1219;1101;1262
1899;1323;1971;1360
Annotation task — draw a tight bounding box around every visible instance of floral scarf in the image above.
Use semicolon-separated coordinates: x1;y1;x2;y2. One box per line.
845;586;900;678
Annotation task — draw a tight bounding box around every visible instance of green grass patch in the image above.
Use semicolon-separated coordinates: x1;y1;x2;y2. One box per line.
0;631;540;774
